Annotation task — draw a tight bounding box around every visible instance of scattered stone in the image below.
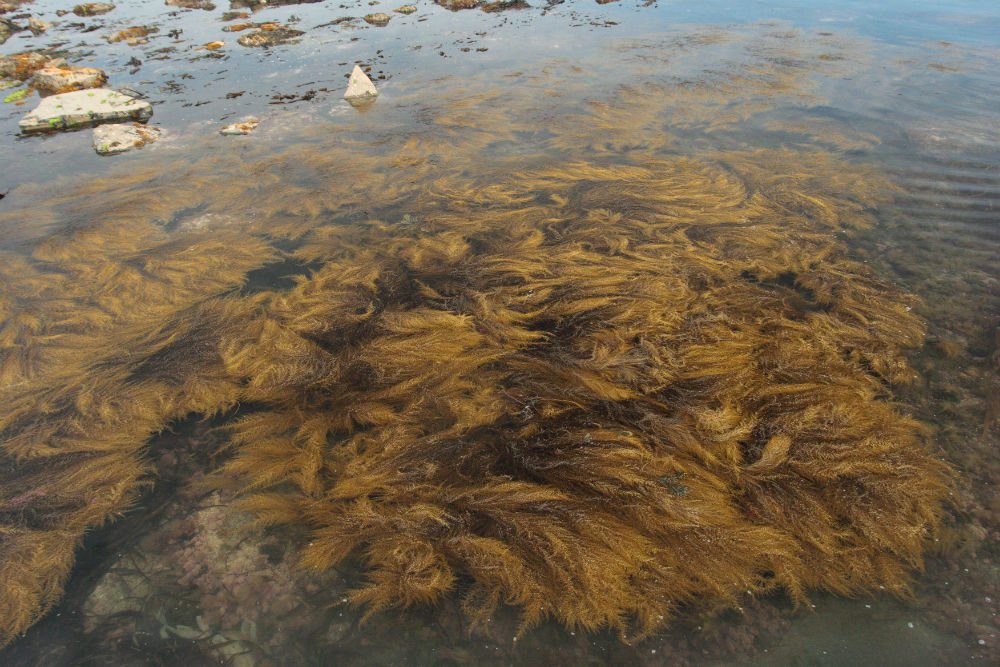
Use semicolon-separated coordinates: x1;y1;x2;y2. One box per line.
394;4;416;13
92;122;161;155
236;25;304;48
107;25;158;44
481;0;530;11
0;52;54;80
363;12;391;25
220;10;250;20
219;116;258;135
343;64;377;106
72;2;115;16
0;78;18;90
30;65;108;96
0;17;20;44
27;16;49;35
165;0;216;9
202;40;224;50
221;22;254;32
435;0;479;9
19;88;153;133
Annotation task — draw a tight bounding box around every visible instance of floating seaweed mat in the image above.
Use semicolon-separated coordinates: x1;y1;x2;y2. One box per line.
0;144;953;647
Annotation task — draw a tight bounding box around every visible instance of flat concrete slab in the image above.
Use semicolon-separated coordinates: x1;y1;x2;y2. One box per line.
19;88;152;133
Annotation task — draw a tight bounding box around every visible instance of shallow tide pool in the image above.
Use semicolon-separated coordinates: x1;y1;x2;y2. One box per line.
0;2;997;666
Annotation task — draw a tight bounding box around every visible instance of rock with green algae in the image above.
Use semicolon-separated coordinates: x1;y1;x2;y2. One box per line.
18;88;152;133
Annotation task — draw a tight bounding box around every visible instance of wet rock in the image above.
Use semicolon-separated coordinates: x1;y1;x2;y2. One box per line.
92;122;160;154
107;25;158;44
30;65;108;96
202;40;224;50
363;12;391;25
236;25;304;47
19;88;153;133
220;10;250;20
0;17;21;44
72;2;115;16
27;16;49;34
0;51;56;80
165;0;216;9
343;64;377;106
221;21;254;32
481;0;530;11
394;4;416;13
219;116;258;135
435;0;479;9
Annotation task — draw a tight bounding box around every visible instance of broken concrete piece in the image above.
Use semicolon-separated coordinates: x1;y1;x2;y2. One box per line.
92;122;161;154
344;64;378;106
219;116;259;135
30;66;108;96
73;2;115;16
19;88;153;133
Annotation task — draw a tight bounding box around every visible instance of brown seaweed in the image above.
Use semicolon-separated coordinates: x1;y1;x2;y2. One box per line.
0;32;954;644
0;145;953;647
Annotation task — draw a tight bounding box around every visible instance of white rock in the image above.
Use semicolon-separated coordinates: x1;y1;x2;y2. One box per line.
19;88;152;133
343;64;378;106
92;122;161;155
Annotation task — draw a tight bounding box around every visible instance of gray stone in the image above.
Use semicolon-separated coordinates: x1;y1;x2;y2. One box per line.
19;88;153;133
92;122;161;155
344;64;378;106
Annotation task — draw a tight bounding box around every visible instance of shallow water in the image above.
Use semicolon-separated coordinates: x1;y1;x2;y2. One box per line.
1;2;998;666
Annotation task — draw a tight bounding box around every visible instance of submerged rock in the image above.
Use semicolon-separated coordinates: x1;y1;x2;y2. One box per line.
107;25;159;44
237;25;304;47
27;17;49;35
92;122;161;155
363;12;391;26
219;116;259;135
165;0;216;9
343;64;377;106
30;65;108;96
72;2;115;16
435;0;479;9
0;17;20;44
19;88;153;133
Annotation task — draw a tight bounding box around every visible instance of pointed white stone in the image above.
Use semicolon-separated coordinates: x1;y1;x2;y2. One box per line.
343;65;378;105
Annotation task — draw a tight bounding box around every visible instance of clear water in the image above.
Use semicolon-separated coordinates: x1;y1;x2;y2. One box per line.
1;1;997;666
